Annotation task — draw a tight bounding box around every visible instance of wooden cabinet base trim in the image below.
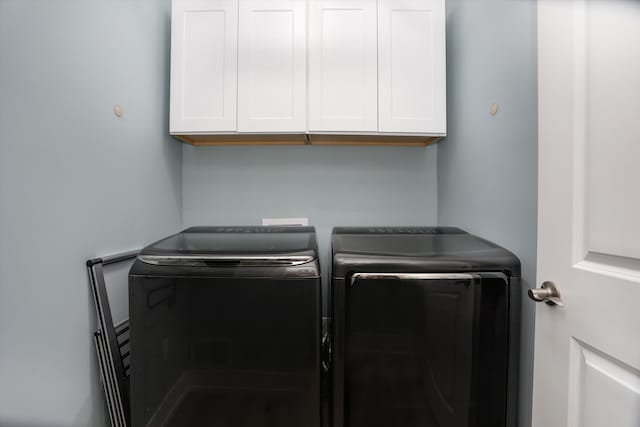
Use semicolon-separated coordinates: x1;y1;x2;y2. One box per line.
174;134;441;147
175;134;307;146
309;135;439;146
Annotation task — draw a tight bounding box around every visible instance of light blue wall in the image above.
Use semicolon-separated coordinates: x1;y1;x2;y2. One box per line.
0;1;181;426
438;1;538;426
182;144;439;286
0;0;538;424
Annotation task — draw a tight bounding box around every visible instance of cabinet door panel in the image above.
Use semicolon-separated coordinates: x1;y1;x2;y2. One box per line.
378;0;445;134
308;0;377;132
170;0;238;133
238;0;306;132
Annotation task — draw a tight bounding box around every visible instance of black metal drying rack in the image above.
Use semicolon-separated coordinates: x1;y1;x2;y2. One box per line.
87;250;139;427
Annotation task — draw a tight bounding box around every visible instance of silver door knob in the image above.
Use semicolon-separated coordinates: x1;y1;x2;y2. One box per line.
528;281;564;307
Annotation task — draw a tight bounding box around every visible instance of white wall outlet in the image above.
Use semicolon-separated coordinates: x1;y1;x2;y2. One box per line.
262;217;309;226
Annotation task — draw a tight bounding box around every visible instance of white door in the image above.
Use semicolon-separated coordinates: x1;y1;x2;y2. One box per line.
377;0;446;134
308;0;378;132
237;0;306;132
170;0;238;133
534;1;640;426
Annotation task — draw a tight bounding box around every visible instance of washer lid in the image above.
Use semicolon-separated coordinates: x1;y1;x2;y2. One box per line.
138;226;317;267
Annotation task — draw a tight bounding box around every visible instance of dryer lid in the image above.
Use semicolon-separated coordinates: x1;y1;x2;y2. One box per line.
331;227;521;277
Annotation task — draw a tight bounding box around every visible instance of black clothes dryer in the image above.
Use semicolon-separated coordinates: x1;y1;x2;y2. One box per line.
129;226;322;427
330;227;521;427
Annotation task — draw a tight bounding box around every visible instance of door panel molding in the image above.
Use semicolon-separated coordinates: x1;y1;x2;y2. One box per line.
570;0;640;268
568;338;640;427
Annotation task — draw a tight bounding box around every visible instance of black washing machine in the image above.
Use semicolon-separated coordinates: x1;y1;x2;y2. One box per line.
129;226;321;427
330;227;521;427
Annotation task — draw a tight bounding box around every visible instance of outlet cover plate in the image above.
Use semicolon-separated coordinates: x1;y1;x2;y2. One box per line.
261;217;309;226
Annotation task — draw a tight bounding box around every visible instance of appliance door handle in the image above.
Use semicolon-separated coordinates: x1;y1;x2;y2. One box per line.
138;254;315;267
350;272;480;286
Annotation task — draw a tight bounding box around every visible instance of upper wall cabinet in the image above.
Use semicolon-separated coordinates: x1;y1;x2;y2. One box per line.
170;0;238;133
238;0;307;132
308;0;378;132
378;0;446;134
170;0;446;142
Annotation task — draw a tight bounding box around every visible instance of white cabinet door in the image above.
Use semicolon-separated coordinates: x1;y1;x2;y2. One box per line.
170;0;238;133
237;0;306;132
308;0;378;132
378;0;445;134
